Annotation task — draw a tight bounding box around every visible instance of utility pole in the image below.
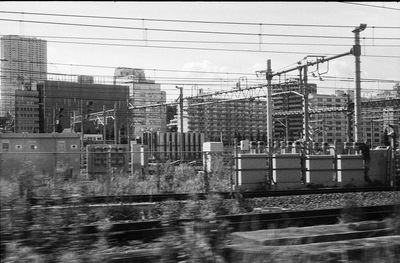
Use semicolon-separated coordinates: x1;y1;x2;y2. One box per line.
114;102;118;145
53;106;56;133
176;86;184;159
80;99;84;145
303;65;310;153
266;59;273;152
346;93;353;142
352;24;367;143
80;99;84;171
103;105;106;144
127;99;131;153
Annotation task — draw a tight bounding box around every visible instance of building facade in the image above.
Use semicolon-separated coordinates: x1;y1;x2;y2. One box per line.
114;68;167;137
0;133;80;179
272;81;317;141
182;81;317;144
14;89;40;133
309;88;399;147
181;81;399;148
0;35;47;117
184;97;269;144
37;77;129;142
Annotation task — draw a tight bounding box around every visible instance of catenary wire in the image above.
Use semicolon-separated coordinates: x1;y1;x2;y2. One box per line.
1;68;399;84
341;2;400;11
1;38;399;58
3;34;400;47
1;9;399;28
1;18;400;40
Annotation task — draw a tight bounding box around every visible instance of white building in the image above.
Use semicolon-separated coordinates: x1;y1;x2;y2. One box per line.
114;68;167;137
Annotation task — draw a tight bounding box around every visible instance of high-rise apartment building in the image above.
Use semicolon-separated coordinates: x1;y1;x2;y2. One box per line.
0;35;47;117
184;97;269;144
181;81;318;144
181;81;398;147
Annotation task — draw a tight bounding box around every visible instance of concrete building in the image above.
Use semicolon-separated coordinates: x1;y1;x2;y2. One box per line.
182;81;317;144
184;97;269;144
272;81;317;141
181;81;398;148
14;89;40;133
309;88;400;147
114;68;167;137
0;35;47;117
0;133;80;179
309;90;353;144
37;77;129;142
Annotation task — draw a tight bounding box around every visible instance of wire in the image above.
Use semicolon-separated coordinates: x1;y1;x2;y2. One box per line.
2;68;399;85
2;38;399;58
1;18;400;40
1;9;399;29
4;34;400;47
341;2;400;11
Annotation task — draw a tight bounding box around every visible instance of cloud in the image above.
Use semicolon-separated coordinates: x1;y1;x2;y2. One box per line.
181;60;228;74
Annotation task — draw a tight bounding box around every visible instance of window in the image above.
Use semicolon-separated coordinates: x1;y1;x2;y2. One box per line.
2;143;9;151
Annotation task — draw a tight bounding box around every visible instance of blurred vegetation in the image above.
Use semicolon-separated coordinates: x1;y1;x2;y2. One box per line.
1;159;399;262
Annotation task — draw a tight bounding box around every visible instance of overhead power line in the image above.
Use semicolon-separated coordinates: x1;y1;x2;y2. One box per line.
2;60;400;84
1;18;400;40
341;2;400;11
1;68;399;86
1;38;398;58
0;9;399;28
2;34;399;47
0;59;255;76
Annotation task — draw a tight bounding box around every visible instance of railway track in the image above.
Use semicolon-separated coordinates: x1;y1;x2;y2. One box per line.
26;186;398;206
3;204;397;246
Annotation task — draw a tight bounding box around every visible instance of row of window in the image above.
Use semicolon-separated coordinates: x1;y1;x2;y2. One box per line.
16;107;37;111
316;98;344;103
1;143;78;151
17;114;39;118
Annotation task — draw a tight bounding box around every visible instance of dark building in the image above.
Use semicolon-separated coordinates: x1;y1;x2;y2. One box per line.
37;79;129;140
14;89;40;133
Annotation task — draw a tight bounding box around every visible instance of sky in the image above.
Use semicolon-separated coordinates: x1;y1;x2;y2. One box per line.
0;1;399;102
